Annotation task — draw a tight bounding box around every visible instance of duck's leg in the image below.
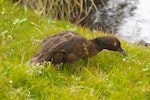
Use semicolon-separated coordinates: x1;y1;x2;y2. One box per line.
52;52;65;70
53;52;63;63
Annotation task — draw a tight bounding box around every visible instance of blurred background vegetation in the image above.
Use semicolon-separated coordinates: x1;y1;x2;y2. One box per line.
11;0;108;26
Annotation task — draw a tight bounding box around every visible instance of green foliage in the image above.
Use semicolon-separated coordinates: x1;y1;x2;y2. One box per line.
0;1;150;100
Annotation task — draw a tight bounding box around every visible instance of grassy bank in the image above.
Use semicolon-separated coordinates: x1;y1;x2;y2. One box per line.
0;1;150;100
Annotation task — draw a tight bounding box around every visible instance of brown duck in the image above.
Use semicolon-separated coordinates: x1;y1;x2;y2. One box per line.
30;30;127;65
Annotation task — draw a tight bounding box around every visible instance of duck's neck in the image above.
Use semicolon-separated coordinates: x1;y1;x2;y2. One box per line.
84;39;103;57
91;37;109;50
90;38;104;51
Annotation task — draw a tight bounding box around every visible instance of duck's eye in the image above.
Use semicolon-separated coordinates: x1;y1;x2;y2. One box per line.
114;42;118;47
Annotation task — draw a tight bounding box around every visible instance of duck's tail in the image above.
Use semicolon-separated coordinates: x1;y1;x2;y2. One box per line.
30;53;45;65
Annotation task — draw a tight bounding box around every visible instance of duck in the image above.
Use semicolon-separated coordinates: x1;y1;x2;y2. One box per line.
30;30;128;65
136;39;150;47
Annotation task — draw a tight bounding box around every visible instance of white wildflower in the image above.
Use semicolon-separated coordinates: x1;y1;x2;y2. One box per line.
9;80;13;84
2;12;4;14
122;58;126;61
39;70;42;74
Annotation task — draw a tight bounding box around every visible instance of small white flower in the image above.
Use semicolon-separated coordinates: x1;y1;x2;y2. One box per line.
2;12;4;14
9;80;13;84
122;58;126;61
39;70;42;74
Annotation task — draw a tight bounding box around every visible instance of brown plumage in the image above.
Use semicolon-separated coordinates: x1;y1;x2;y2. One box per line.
30;30;127;65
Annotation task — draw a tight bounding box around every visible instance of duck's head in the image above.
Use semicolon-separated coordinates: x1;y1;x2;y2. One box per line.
94;36;128;56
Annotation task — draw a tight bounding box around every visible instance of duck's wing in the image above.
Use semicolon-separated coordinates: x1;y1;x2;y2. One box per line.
41;30;84;53
30;30;84;65
49;37;85;53
46;37;87;64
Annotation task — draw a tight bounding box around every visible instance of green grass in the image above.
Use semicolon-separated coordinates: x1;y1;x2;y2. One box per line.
0;1;150;100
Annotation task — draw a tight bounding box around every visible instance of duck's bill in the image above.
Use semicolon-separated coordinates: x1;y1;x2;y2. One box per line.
118;48;128;56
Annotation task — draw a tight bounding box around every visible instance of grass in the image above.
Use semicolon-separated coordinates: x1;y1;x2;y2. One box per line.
0;0;150;100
